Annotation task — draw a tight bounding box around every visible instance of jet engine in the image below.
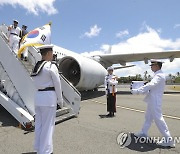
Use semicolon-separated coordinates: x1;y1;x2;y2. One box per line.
58;55;107;91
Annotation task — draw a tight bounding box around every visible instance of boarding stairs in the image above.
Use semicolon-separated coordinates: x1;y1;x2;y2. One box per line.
0;24;81;129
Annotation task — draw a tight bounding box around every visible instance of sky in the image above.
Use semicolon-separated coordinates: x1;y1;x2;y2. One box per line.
0;0;180;77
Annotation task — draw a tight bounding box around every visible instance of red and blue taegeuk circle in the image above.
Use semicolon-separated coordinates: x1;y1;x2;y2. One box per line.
27;30;39;38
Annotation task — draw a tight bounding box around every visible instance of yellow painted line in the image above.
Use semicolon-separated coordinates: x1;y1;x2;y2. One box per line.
85;99;180;120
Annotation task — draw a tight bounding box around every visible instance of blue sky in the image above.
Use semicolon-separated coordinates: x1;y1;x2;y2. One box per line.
0;0;180;77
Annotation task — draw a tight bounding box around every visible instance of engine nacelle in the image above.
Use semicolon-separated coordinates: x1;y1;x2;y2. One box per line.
58;56;107;91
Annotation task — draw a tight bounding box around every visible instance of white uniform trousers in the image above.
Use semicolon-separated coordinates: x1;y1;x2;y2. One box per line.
34;106;56;154
9;35;19;54
23;47;28;58
141;102;171;138
20;42;28;58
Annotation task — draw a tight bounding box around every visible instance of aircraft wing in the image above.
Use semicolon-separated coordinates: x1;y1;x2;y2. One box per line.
113;65;135;69
93;50;180;67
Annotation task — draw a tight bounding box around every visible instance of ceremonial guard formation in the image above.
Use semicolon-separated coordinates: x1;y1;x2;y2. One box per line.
131;60;175;148
31;45;63;154
104;66;118;117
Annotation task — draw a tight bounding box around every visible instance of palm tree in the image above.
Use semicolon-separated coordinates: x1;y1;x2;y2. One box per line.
138;74;142;80
135;74;142;80
168;74;172;83
177;72;180;77
144;71;148;81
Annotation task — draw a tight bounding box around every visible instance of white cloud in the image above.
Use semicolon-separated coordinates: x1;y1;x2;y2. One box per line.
0;0;58;15
81;44;111;57
81;50;104;57
116;29;129;38
114;62;153;77
112;26;175;54
163;59;180;76
81;24;180;77
174;24;180;29
83;25;101;38
100;44;110;51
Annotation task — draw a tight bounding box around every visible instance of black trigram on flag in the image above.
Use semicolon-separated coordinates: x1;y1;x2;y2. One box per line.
41;34;46;42
39;27;45;30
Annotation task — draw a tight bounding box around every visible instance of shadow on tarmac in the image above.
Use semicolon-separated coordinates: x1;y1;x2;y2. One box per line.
116;91;132;95
81;89;133;101
99;114;115;118
164;91;180;94
81;90;105;101
0;105;18;127
22;152;37;154
126;133;172;152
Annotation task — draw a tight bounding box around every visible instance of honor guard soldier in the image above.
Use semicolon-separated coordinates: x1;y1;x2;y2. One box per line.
31;45;63;154
104;66;118;117
8;20;21;54
131;59;175;148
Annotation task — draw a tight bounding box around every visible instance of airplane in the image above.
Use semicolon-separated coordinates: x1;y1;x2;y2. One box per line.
1;22;180;92
52;45;180;91
1;23;180;128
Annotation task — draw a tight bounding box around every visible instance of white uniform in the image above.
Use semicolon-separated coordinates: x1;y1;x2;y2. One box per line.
131;70;172;138
8;25;21;54
104;74;118;95
32;61;63;154
104;74;118;114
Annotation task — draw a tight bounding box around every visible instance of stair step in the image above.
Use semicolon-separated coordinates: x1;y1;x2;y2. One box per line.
21;61;33;74
21;61;33;68
56;107;70;117
55;112;75;124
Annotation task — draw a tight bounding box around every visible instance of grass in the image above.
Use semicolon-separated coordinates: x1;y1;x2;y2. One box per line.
168;85;180;91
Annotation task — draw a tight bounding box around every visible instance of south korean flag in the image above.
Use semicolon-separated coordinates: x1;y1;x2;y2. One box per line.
18;22;51;58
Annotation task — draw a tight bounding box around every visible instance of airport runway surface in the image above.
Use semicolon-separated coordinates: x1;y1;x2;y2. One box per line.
0;85;180;154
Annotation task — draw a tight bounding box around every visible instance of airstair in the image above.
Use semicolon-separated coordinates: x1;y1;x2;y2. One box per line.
0;24;81;129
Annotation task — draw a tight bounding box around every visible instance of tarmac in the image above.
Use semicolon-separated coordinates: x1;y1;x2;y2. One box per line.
0;85;180;154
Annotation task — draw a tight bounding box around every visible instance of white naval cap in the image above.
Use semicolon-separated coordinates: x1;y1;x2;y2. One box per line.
150;59;164;66
37;44;54;50
37;44;54;53
22;25;27;28
107;66;114;71
13;19;19;23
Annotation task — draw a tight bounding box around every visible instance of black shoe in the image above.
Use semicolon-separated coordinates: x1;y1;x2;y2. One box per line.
21;54;24;60
24;57;27;61
106;113;111;117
